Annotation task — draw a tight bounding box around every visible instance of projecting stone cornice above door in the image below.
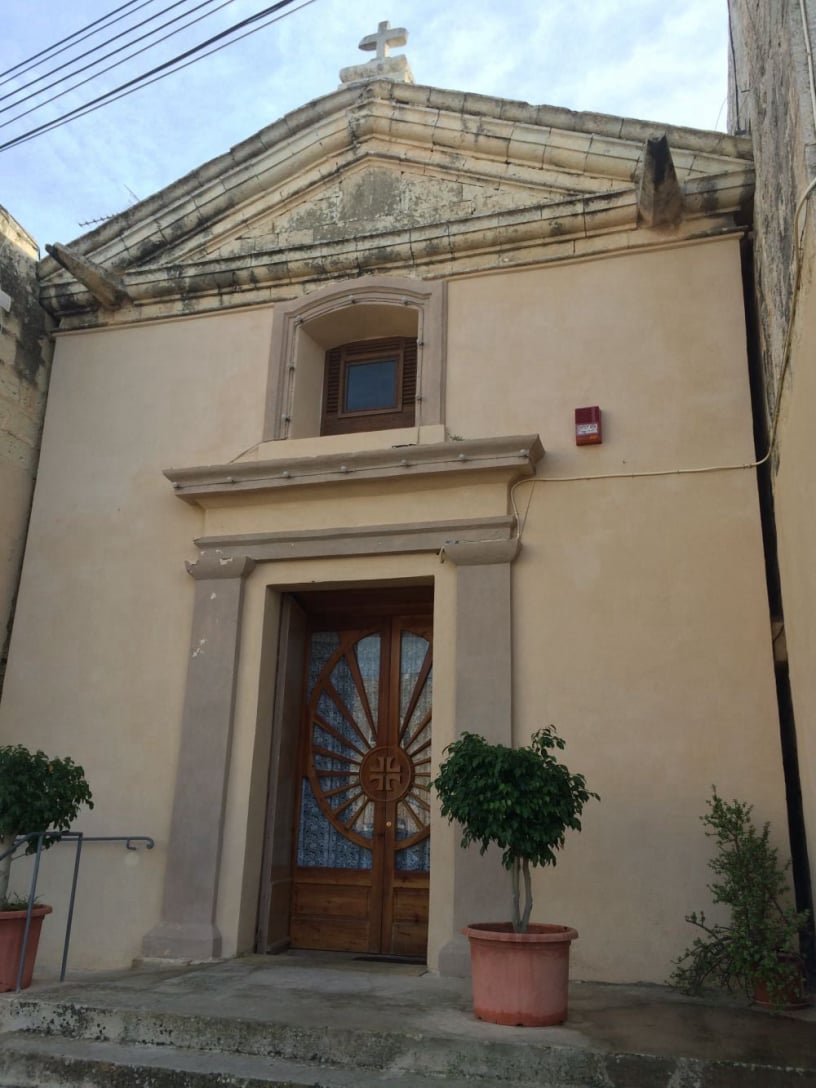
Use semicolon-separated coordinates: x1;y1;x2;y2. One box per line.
164;433;544;507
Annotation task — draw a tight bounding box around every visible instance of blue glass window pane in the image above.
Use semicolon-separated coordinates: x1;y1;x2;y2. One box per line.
325;641;378;748
400;634;431;741
345;359;398;411
308;632;340;697
297;778;373;869
395;837;430;872
354;635;381;729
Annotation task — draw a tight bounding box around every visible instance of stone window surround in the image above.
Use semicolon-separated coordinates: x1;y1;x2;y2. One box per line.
263;276;446;443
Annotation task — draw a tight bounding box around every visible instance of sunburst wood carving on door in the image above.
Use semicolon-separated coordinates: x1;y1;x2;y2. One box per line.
305;628;431;852
291;616;432;956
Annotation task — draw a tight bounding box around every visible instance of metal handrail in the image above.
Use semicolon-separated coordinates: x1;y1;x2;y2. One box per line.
0;830;154;992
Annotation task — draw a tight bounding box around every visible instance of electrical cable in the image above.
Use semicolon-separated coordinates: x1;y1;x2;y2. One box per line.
0;0;148;85
1;0;228;110
0;0;309;154
0;0;237;128
505;3;816;547
507;177;816;546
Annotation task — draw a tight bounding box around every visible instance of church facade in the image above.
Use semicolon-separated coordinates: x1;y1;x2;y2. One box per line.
0;38;790;983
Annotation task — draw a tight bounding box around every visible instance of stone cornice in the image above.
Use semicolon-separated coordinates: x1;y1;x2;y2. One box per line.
39;191;639;321
165;434;544;507
38;202;751;327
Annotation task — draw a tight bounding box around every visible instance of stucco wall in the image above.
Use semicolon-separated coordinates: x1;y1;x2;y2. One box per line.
728;0;816;911
445;241;784;981
0;236;786;984
0;209;53;693
0;307;272;967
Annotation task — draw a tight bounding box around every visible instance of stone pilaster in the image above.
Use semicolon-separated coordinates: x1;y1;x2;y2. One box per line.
142;552;254;961
437;538;519;976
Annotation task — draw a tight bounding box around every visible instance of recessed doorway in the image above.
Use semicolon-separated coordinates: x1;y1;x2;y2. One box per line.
259;586;433;960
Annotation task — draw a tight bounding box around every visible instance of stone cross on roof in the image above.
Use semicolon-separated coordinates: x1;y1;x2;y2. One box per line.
339;19;413;87
358;21;408;61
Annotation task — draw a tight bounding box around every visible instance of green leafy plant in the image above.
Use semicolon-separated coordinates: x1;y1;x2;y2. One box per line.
0;745;93;910
670;790;809;1007
433;726;598;933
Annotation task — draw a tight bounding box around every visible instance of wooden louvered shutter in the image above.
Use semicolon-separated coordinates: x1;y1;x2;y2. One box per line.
321;337;418;436
324;346;343;420
401;338;417;411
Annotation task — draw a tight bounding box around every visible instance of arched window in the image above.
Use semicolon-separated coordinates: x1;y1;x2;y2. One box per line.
264;277;446;443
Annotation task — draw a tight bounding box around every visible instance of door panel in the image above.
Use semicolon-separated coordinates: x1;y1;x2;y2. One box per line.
290;869;372;952
291;612;431;957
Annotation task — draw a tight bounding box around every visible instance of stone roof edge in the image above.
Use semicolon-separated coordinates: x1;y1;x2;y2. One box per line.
37;79;752;273
0;204;41;259
38;176;754;322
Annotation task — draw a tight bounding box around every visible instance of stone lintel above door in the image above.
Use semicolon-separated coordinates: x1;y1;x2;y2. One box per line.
193;516;516;566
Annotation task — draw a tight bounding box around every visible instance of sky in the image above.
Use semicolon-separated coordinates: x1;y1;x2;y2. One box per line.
1;1;730;251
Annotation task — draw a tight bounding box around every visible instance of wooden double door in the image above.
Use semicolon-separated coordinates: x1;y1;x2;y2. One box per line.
290;600;432;958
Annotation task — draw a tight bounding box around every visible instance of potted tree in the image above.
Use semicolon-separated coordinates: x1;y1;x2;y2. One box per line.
0;744;93;990
670;790;809;1010
434;725;598;1026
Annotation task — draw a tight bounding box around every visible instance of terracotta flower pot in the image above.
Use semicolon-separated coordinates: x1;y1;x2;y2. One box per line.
464;922;578;1026
752;954;808;1010
0;904;53;991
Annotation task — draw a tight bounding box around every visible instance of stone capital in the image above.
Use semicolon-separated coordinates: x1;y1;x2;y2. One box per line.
185;553;256;581
442;538;520;567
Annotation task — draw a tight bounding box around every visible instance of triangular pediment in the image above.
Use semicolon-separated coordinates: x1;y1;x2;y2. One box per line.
186;157;611;265
37;79;754;325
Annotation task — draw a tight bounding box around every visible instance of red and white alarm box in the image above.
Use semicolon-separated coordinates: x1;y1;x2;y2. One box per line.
575;406;602;445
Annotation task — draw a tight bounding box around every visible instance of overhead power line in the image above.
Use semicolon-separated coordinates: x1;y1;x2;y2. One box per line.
1;0;230;108
0;0;315;155
0;0;153;87
1;0;238;126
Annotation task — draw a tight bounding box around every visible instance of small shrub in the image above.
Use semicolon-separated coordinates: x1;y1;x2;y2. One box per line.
0;745;93;909
670;790;808;1007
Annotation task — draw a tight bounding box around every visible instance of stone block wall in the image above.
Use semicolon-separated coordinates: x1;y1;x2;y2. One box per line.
727;0;816;419
728;0;816;948
0;208;53;694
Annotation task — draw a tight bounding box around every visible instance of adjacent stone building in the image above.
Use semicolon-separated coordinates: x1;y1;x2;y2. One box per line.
728;0;816;948
0;31;794;984
0;208;52;695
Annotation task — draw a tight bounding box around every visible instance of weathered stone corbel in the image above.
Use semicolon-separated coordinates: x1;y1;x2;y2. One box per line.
637;135;683;227
45;243;131;309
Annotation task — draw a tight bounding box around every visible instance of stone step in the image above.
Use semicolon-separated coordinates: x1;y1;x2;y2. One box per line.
0;995;607;1084
2;992;816;1088
0;1032;535;1088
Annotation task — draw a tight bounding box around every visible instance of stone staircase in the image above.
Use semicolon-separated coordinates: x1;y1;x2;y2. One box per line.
0;995;581;1088
1;959;815;1087
2;993;589;1087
